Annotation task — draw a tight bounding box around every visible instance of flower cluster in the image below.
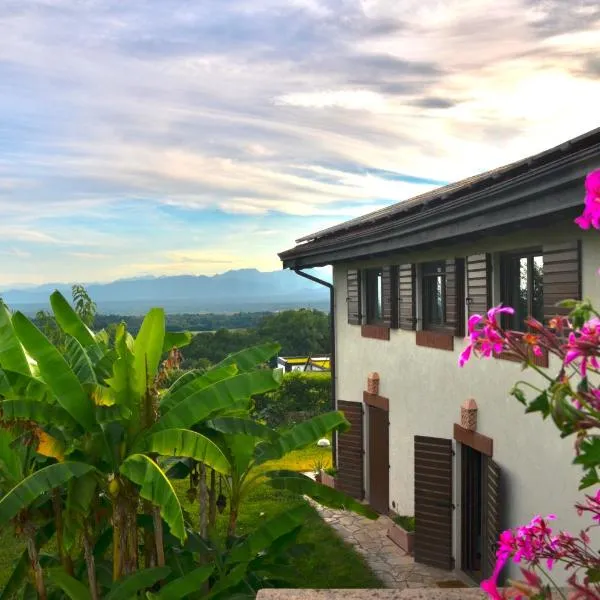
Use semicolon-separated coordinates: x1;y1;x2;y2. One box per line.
575;170;600;230
565;317;600;377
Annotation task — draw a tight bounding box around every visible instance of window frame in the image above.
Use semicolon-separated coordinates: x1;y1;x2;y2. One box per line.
365;267;384;325
421;260;448;331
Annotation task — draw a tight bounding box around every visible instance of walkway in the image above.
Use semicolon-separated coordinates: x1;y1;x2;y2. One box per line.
308;499;460;590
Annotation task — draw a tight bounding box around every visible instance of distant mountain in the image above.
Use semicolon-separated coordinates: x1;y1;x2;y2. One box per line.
0;268;331;315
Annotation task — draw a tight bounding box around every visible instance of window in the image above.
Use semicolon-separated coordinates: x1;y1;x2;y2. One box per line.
422;261;447;330
365;268;383;324
500;251;543;331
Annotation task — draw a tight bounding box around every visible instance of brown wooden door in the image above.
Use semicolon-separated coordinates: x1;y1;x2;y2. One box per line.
368;405;389;514
337;401;364;500
481;456;501;582
414;436;453;570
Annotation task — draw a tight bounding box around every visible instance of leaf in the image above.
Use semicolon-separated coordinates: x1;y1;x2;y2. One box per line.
105;567;172;600
586;568;600;584
146;429;230;475
160;364;238;413
50;291;97;348
265;471;378;519
146;565;213;600
510;386;527;406
133;308;166;396
162;331;193;353
120;454;186;542
64;472;97;551
256;411;348;464
525;391;549;418
11;312;95;430
64;336;98;385
0;300;31;375
46;569;93;600
0;368;49;402
153;370;281;433
579;468;599;490
574;437;600;469
206;563;247;600
0;429;24;484
0;462;94;525
36;430;65;461
0;400;78;429
216;342;280;373
228;504;311;564
207;417;280;443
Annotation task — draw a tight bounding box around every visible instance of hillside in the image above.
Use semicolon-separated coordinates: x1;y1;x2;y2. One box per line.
0;268;330;315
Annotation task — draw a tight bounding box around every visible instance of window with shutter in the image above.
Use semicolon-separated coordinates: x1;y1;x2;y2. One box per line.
381;266;397;328
466;254;492;319
346;269;362;325
398;264;416;330
414;436;453;570
542;240;581;323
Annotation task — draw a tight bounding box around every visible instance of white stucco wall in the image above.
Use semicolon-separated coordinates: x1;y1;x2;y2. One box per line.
333;222;600;581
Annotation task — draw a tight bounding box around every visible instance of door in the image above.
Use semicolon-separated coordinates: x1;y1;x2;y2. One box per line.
368;405;389;513
461;445;483;580
481;456;501;582
414;436;453;570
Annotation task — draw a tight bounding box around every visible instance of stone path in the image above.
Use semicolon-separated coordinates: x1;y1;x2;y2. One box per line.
308;499;456;590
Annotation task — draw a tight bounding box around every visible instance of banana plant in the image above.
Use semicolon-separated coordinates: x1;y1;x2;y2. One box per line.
0;293;282;597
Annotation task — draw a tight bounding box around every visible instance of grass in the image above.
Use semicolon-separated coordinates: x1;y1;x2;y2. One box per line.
392;515;415;532
0;441;381;592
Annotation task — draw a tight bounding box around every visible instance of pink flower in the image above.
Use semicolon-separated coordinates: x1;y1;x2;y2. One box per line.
575;169;600;230
564;317;600;376
481;551;508;599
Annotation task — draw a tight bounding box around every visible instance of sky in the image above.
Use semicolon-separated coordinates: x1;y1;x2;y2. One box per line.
0;0;599;287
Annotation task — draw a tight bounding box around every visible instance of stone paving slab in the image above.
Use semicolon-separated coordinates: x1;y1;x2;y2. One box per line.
257;590;487;599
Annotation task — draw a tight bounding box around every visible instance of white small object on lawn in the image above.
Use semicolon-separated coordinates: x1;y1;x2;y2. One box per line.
317;438;331;447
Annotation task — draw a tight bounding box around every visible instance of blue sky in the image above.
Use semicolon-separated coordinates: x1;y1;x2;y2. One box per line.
1;0;599;286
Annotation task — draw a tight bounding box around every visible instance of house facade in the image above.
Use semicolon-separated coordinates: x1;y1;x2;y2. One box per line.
279;128;600;584
276;356;331;372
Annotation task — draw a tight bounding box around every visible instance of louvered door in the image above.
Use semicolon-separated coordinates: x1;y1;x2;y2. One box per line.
414;436;453;570
337;401;364;499
481;456;501;582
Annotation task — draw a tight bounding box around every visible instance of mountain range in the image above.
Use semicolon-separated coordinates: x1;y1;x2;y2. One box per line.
0;268;331;315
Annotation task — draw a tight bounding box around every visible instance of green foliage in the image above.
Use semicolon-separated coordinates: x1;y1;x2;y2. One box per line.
254;371;331;427
392;515;415;532
71;284;97;328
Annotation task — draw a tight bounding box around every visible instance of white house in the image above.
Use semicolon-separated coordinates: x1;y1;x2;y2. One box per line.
276;356;331;373
279;127;600;585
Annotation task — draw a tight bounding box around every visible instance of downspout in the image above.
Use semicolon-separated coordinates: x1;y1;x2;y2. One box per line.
293;269;337;469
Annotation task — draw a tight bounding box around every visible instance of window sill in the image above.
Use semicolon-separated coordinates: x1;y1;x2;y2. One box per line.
361;324;390;341
415;329;454;351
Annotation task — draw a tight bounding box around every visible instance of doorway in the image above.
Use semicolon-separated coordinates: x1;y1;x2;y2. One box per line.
368;404;389;514
461;445;483;581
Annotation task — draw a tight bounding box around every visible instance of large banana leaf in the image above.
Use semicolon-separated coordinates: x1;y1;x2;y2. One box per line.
46;570;92;600
145;429;230;475
159;363;238;413
162;331;192;352
0;368;49;401
228;503;312;564
133;308;165;397
265;470;378;519
64;336;97;385
205;417;280;443
0;462;94;525
120;454;185;542
0;400;78;429
105;567;172;600
0;301;30;375
11;312;96;430
0;429;23;484
256;411;349;464
64;472;98;551
216;342;280;373
152;370;282;433
50;291;97;348
146;565;214;600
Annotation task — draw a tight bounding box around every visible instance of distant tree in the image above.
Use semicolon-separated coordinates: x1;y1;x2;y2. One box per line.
72;284;97;326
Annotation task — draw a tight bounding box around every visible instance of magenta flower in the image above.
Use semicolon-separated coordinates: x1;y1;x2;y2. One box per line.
564;317;600;376
575;169;600;230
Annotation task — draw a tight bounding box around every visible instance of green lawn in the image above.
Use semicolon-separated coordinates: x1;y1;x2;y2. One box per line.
0;443;381;592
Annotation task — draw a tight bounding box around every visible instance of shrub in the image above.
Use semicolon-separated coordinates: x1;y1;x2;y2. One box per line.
253;371;332;427
393;515;415;532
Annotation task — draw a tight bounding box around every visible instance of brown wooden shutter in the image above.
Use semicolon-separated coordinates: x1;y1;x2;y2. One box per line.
481;457;501;582
398;264;416;330
466;254;492;318
414;436;453;570
542;240;581;322
382;266;398;328
445;258;465;336
337;400;364;500
347;269;362;325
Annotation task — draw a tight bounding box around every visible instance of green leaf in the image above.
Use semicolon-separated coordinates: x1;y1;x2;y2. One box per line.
11;312;95;430
146;565;213;600
525;391;549;418
265;471;378;519
216;342;280;373
510;386;527;406
0;462;94;525
64;336;98;385
153;370;281;433
163;331;192;352
0;429;24;484
46;569;93;600
586;568;600;584
0;368;49;401
557;298;579;309
106;567;171;600
120;454;186;542
0;399;78;429
228;504;311;564
573;437;600;469
50;291;97;348
207;417;280;443
133;308;166;396
64;472;97;551
206;563;247;600
256;411;348;464
0;300;31;375
146;429;230;475
579;468;599;490
160;364;238;413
